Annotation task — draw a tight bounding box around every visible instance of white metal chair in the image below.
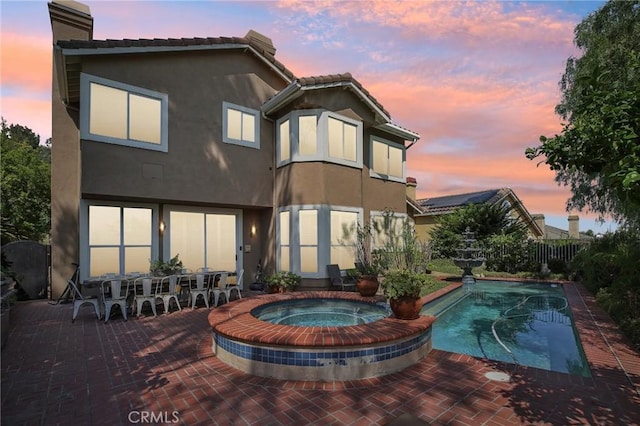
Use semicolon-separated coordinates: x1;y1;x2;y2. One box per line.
156;275;181;314
69;280;101;323
101;279;131;323
223;269;243;303
133;276;157;317
210;272;229;307
189;273;210;309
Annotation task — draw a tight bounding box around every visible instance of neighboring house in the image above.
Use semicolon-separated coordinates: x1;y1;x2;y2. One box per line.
531;214;595;241
48;1;419;296
405;183;544;241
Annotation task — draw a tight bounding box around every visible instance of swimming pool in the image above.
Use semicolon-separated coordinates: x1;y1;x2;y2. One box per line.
252;298;390;326
421;280;591;377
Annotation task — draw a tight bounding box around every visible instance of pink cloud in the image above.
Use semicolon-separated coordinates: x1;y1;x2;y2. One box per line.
2;97;51;143
1;32;52;93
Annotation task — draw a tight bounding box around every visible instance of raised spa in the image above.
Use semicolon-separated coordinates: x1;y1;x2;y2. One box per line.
208;291;435;381
251;298;390;326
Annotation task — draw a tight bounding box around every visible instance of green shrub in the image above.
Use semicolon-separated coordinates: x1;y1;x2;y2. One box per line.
547;257;567;274
571;229;640;350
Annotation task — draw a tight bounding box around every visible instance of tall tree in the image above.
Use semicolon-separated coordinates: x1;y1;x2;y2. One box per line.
0;118;51;245
526;0;640;226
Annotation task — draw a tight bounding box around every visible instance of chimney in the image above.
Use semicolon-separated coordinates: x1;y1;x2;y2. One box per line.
568;215;579;239
49;1;93;42
532;214;546;239
245;29;276;56
406;177;417;200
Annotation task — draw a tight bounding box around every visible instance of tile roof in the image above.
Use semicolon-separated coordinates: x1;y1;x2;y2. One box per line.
296;72;391;118
56;36;296;81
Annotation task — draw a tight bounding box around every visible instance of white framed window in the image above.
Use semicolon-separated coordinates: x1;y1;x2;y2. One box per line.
279;211;290;272
328;116;357;162
163;206;242;274
277;205;362;278
370;137;405;182
223;102;260;149
370;210;410;250
278;119;291;163
299;209;318;274
330;209;359;269
80;73;168;152
80;201;159;281
277;110;362;168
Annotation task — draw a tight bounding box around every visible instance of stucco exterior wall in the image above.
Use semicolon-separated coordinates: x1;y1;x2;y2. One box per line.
79;51;285;207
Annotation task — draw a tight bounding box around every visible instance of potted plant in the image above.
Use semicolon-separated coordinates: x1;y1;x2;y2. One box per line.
265;271;301;293
381;269;426;320
342;222;384;296
149;254;183;276
375;210;431;319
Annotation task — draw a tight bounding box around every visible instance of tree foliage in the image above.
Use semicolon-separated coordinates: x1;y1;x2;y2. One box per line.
429;202;528;259
526;1;640;226
0;118;51;245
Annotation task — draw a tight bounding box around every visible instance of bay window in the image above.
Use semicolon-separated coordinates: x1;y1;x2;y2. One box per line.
276;110;363;168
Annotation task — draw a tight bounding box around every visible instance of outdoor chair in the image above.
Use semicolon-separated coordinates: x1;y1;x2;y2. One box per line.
327;264;356;291
210;272;229;307
101;279;131;323
189;273;210;309
224;269;243;302
156;275;181;314
69;280;101;323
133;277;157;317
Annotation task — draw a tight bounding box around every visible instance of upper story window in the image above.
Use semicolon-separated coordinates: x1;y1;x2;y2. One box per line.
328;117;357;162
80;73;168;152
370;137;405;182
277;110;362;168
223;102;260;149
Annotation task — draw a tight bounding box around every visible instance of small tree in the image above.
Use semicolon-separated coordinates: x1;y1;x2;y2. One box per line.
429;203;527;259
0;119;51;245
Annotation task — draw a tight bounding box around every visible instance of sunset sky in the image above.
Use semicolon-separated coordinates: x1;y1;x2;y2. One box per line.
1;0;616;234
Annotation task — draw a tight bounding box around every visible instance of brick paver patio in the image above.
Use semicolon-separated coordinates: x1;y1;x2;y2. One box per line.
1;282;639;425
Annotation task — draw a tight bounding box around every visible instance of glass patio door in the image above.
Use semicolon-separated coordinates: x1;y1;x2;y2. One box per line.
167;208;240;273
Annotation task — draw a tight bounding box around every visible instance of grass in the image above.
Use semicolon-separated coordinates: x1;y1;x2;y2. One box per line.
427;258;568;281
420;274;452;297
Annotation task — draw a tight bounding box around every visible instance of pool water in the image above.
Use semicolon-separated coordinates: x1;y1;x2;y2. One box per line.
421;280;591;377
252;298;390;326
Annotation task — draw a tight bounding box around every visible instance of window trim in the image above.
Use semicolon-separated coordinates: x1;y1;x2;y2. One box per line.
369;136;406;183
162;205;243;274
80;73;168;152
79;200;160;282
222;101;261;149
370;210;410;250
277;205;363;278
276;110;363;168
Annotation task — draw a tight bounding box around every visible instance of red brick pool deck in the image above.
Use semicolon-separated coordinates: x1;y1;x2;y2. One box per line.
1;282;639;425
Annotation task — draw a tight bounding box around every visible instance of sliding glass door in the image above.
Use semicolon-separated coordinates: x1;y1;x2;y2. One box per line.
166;207;241;273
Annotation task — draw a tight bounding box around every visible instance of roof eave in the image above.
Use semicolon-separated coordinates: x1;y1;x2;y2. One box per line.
376;122;420;143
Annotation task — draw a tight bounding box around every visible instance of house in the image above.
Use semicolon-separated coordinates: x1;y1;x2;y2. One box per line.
48;0;420;296
531;214;594;240
405;182;544;240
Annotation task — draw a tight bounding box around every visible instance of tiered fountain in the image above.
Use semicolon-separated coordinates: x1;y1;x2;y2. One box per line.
452;227;485;285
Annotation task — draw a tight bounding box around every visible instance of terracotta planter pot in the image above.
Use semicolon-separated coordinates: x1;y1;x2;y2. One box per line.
356;275;379;297
268;285;281;294
389;296;423;320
